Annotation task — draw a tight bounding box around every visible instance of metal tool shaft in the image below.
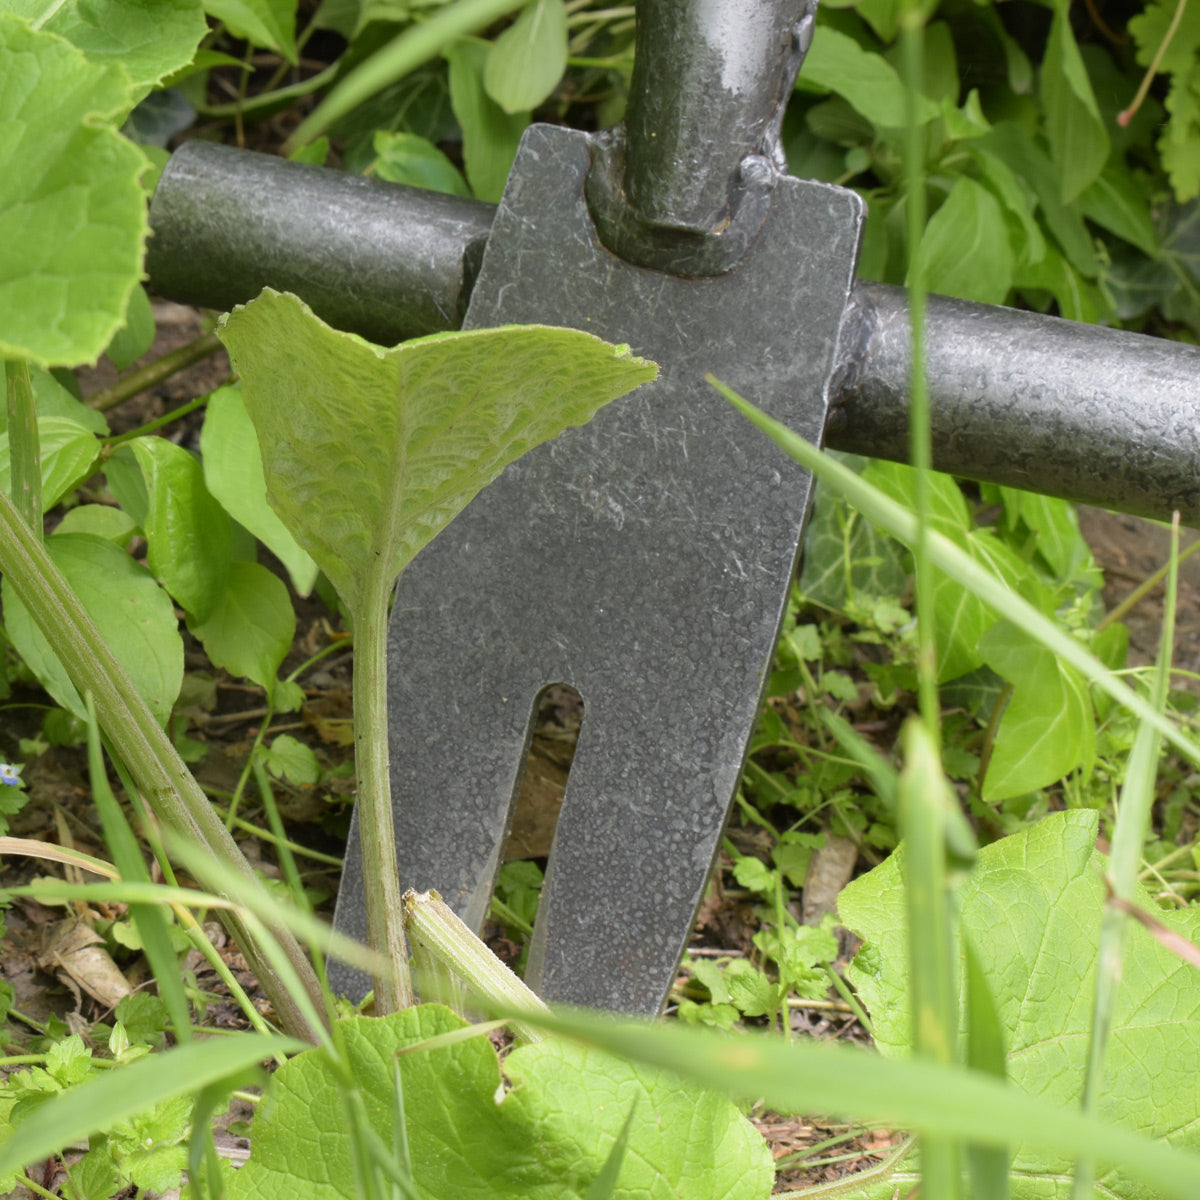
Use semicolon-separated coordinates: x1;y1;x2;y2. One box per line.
147;142;1200;526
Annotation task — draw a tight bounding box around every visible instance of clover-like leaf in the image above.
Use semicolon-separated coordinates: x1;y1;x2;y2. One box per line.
218;290;657;614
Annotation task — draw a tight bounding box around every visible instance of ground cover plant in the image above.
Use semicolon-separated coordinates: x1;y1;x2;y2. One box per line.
1;0;1200;1197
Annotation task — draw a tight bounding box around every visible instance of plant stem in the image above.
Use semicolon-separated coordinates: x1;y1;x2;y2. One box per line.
352;563;414;1013
0;488;325;1042
85;331;223;413
5;360;41;536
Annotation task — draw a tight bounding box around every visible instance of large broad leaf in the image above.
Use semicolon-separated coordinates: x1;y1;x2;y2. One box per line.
4;0;208;98
0;14;147;367
218;290;657;614
200;386;318;596
839;810;1200;1198
203;0;297;62
228;1004;773;1199
2;533;182;725
130;436;232;623
483;0;567;114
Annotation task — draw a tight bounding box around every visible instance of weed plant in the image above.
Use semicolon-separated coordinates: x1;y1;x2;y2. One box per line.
0;1;1199;1198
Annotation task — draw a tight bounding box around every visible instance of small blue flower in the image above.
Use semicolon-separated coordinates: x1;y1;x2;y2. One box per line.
0;763;22;787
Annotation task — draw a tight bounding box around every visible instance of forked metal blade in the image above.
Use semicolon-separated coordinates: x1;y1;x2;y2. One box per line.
331;125;863;1013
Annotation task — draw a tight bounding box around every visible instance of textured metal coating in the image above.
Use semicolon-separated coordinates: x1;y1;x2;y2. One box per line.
330;124;864;1013
146;141;493;344
829;284;1200;527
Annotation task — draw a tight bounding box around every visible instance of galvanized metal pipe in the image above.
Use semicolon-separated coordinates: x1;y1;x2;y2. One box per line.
146;140;493;346
827;284;1200;527
145;142;1200;526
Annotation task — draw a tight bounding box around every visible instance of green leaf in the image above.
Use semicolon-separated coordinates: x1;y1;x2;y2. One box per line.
54;503;137;545
909;177;1013;304
0;1034;301;1182
130;436;232;622
202;0;298;63
24;366;109;435
1079;165;1160;258
188;561;294;696
2;533;183;726
446;37;529;202
200;387;318;597
483;0;567;114
217;289;656;614
260;733;320;787
979;622;1094;802
4;0;208;97
801;27;939;128
368;130;470;196
106;284;156;370
1041;8;1109;204
0;417;99;510
228;1005;773;1199
0;14;147;368
840;810;1200;1197
1160;64;1200;201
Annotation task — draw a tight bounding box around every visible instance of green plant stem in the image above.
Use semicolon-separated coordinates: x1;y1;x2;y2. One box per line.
85;331;223;413
105;393;211;447
0;488;325;1043
1095;535;1200;631
352;565;414;1014
5;359;41;537
402;888;547;1042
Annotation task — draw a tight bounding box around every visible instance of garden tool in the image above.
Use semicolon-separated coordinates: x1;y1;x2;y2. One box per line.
145;0;1200;1015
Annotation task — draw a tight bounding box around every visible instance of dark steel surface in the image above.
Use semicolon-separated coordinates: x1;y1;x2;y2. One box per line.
829;284;1200;526
588;0;813;273
146;141;493;345
145;141;1200;527
329;123;865;1012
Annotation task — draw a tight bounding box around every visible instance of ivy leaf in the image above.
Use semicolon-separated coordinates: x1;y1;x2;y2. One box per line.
227;1005;773;1199
218;290;656;615
0;14;147;368
2;533;183;726
483;0;568;114
979;621;1095;802
839;810;1200;1198
1041;7;1109;203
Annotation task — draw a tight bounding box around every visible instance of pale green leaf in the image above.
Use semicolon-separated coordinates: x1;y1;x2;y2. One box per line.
840;810;1200;1197
130;436;232;622
979;622;1094;801
483;0;567;114
4;0;208;97
0;14;147;367
203;0;298;62
228;1005;772;1199
446;37;529;202
1079;166;1160;257
909;176;1013;304
800;27;939;128
188;561;294;696
53;503;137;545
106;283;155;370
369;130;470;196
1;533;182;725
200;387;318;597
1041;9;1109;204
0;1034;301;1181
0;417;99;510
217;289;656;614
